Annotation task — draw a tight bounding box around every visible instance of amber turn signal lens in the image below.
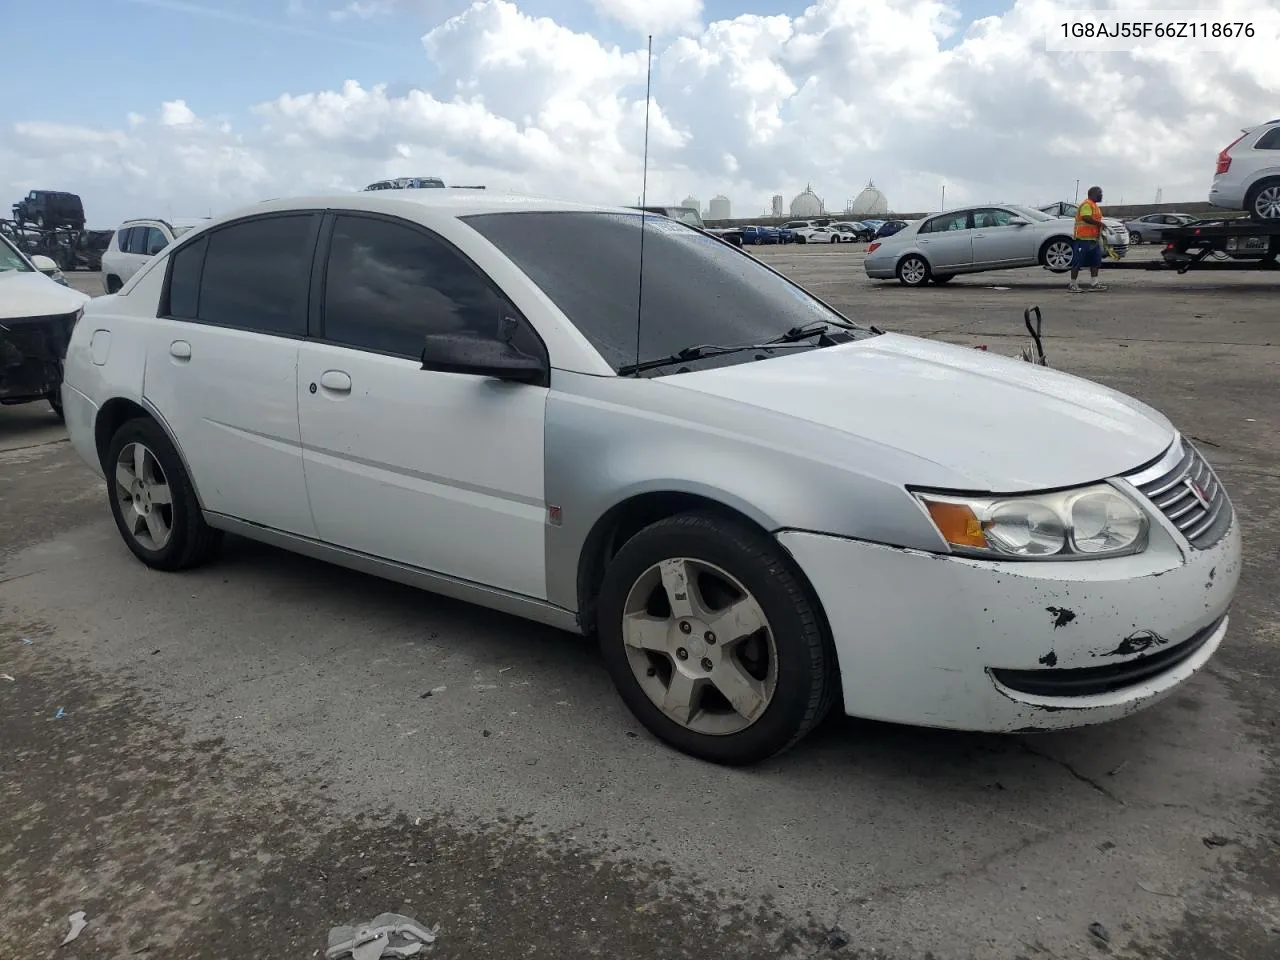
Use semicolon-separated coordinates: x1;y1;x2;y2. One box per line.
922;499;988;549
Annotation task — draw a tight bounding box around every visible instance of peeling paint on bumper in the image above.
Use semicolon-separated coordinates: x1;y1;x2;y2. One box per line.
776;517;1241;732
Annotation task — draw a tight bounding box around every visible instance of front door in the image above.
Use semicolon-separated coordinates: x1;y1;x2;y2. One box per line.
970;207;1040;267
297;212;550;600
142;211;320;537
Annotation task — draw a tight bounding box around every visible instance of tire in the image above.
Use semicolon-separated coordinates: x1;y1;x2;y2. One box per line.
1247;179;1280;223
48;391;64;422
105;275;123;293
1041;237;1075;273
931;273;955;284
829;235;839;244
596;511;838;766
105;417;222;571
1129;231;1142;245
896;254;931;287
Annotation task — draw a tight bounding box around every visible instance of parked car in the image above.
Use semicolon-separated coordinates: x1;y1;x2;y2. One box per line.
791;225;848;244
101;218;209;293
865;204;1084;286
11;190;86;231
1122;212;1200;244
1208;118;1280;222
742;225;780;245
60;190;1241;766
706;227;744;247
365;177;446;191
0;233;89;420
874;219;912;239
831;221;875;241
1036;202;1130;258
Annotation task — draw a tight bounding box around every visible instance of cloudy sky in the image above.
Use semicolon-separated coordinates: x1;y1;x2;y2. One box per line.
3;0;1277;228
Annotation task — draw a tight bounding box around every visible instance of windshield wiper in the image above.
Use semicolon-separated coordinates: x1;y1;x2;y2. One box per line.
618;322;852;377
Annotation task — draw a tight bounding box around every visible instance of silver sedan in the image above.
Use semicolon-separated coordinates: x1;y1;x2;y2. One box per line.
864;204;1081;286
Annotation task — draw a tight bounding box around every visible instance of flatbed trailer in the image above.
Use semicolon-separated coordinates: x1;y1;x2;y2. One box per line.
1103;217;1280;273
0;218;111;271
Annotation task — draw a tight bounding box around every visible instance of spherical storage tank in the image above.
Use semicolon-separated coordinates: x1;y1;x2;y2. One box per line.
681;195;700;213
708;195;731;220
849;181;889;217
789;184;823;217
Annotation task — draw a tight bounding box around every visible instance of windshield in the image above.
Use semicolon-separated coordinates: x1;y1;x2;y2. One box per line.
463;210;861;374
0;236;34;273
672;208;704;228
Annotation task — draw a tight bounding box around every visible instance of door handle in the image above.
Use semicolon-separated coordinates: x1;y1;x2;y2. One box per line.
318;370;352;393
919;238;929;244
974;233;986;238
169;340;191;361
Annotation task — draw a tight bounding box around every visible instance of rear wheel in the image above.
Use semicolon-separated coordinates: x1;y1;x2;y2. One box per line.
1129;231;1143;245
105;275;123;293
1247;179;1280;222
1041;237;1075;272
48;391;64;422
596;512;837;765
105;418;222;571
896;254;931;287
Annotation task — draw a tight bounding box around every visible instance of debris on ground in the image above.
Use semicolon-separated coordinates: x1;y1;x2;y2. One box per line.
20;638;33;645
1203;835;1233;848
0;673;14;682
1087;921;1110;945
61;911;87;946
54;707;65;719
824;926;850;950
326;913;438;959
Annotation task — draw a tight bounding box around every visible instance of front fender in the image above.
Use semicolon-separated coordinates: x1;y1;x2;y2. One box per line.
542;370;951;611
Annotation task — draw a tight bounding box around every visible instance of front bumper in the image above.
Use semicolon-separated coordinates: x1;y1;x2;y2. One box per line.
776;510;1241;733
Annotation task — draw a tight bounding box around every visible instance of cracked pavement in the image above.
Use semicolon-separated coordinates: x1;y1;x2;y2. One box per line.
1;254;1278;959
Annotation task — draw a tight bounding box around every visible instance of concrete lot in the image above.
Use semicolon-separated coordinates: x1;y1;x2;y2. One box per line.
2;255;1278;959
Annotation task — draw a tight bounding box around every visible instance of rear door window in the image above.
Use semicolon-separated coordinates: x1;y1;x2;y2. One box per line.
1254;127;1280;150
144;227;169;256
194;214;318;335
921;212;971;233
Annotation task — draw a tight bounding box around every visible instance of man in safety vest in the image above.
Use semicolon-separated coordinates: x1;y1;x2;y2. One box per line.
1068;186;1107;293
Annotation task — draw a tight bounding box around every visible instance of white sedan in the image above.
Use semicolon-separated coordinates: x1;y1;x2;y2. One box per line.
794;225;853;244
61;191;1240;765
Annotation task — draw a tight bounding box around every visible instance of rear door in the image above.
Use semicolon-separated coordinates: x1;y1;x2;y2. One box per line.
916;211;974;270
143;211;321;535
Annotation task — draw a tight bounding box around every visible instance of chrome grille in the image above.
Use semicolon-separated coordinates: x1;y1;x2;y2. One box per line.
1128;440;1232;550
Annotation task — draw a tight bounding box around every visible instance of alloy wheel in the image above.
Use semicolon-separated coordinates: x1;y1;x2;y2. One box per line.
114;441;175;550
1254;184;1280;220
1044;240;1074;271
620;557;779;736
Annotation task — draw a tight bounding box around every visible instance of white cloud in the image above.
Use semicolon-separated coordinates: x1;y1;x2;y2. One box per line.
4;0;1279;227
591;0;703;35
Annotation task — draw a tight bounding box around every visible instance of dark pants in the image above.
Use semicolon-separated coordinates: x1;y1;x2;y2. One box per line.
1072;239;1103;270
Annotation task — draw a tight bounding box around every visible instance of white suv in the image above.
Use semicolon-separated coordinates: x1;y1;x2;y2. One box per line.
101;218;208;293
1208;119;1280;222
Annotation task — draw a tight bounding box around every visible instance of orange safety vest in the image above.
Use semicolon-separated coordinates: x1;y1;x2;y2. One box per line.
1074;200;1102;240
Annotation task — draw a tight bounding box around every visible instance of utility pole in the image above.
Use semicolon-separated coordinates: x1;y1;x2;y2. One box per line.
940;184;946;210
1074;179;1080;203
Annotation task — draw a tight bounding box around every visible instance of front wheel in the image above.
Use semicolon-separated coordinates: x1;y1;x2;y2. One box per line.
1041;238;1075;272
105;417;222;571
1129;231;1142;245
596;512;837;765
896;254;931;286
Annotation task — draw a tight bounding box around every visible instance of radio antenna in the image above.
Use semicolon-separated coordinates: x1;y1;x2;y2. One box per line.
632;33;654;377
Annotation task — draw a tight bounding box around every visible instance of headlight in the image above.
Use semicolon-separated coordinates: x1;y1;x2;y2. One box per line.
915;484;1149;560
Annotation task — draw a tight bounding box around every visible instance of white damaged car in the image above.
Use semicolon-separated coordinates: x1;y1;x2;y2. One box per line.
60;192;1241;765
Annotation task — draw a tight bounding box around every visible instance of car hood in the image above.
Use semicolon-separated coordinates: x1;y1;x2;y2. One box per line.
668;333;1175;491
0;271;89;319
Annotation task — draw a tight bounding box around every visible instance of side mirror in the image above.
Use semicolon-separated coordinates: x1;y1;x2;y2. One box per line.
421;332;546;385
1008;217;1030;226
30;254;59;274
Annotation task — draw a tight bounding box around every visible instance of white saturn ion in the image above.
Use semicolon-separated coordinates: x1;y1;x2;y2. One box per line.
60;191;1241;765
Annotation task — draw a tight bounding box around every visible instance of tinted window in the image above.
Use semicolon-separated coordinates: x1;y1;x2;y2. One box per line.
464;211;865;373
198;214;316;335
921;212;970;233
144;227;169;255
165;235;208;320
1254;127;1280;150
114;227;134;253
322;214;511;358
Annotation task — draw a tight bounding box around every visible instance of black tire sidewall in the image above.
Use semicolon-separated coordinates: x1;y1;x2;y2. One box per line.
105;418;201;570
596;513;831;765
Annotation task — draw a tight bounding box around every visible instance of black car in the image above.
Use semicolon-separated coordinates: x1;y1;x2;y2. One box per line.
874;219;910;239
12;190;86;231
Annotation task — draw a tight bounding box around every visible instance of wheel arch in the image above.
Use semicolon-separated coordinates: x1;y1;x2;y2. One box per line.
94;397;207;509
1038;234;1074;265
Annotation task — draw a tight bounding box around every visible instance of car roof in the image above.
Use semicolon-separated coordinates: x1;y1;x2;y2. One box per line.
120;216;211;228
222;191;639;225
